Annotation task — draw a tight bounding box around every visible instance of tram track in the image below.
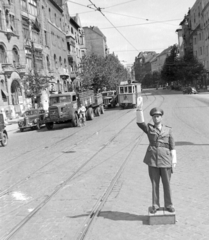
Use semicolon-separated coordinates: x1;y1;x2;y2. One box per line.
0;106;137;174
0;95;151;198
76;93;165;240
1;93;160;240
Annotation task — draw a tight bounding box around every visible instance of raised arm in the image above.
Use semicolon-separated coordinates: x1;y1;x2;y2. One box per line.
136;96;144;123
136;96;148;133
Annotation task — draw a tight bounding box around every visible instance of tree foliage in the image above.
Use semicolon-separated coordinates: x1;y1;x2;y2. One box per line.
161;45;205;85
79;53;128;92
22;72;49;105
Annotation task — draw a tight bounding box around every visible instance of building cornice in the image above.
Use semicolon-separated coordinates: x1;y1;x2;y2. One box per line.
49;0;63;13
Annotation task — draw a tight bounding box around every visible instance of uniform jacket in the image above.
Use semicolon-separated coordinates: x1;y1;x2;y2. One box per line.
137;122;175;168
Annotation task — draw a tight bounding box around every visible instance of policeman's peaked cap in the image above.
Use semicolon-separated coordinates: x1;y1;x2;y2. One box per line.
150;108;164;116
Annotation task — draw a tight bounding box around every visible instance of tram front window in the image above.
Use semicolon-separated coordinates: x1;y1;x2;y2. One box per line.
120;87;124;93
124;87;128;93
128;86;132;93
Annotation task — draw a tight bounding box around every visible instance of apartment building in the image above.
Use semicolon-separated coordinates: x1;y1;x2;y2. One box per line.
0;0;87;115
84;26;108;57
0;0;26;118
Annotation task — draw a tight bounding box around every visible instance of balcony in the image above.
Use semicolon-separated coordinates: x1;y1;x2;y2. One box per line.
1;63;14;77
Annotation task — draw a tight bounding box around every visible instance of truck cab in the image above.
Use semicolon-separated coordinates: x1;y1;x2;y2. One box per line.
45;92;78;129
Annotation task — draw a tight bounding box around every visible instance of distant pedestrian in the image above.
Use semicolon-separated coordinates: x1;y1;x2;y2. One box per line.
136;96;177;213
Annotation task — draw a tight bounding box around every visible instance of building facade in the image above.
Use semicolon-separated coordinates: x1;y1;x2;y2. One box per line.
84;26;108;57
0;0;27;119
0;0;87;117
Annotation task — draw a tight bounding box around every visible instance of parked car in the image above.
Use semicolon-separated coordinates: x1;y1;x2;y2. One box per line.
18;109;46;132
183;87;198;94
0;113;8;147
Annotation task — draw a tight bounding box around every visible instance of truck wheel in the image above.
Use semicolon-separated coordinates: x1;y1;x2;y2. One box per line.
95;107;101;116
46;122;54;130
72;114;78;127
36;122;40;130
100;105;104;114
1;133;8;147
87;108;94;120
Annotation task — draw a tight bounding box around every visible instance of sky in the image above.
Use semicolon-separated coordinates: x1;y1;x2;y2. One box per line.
66;0;196;66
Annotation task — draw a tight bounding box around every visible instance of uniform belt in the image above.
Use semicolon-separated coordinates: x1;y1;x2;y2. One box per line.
150;142;169;149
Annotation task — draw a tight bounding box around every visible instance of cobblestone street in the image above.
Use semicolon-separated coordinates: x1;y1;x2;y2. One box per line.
1;89;209;240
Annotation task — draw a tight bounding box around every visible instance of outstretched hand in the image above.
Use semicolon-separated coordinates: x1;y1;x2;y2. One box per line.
137;96;143;111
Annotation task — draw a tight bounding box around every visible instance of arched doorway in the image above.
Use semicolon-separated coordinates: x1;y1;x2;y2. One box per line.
11;79;22;105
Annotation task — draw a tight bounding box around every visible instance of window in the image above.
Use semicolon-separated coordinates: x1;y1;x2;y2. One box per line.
32;30;40;43
44;30;48;46
54;54;57;68
128;86;132;93
46;55;50;70
59;56;62;67
12;48;19;67
28;0;37;16
64;58;67;68
0;10;3;30
54;13;56;25
124;87;128;93
120;87;124;94
21;0;27;12
0;45;7;63
49;8;51;21
10;14;15;32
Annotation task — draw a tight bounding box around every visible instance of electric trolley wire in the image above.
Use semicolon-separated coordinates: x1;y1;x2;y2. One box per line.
88;0;139;52
100;18;182;29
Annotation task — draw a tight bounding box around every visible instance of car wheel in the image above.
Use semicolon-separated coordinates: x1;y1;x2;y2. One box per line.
1;133;8;147
20;128;24;132
46;122;54;130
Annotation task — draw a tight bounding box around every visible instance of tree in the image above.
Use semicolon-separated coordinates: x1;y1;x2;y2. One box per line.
161;45;205;85
23;71;49;107
79;53;128;92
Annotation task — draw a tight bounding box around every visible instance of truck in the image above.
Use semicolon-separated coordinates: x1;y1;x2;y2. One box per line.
101;90;118;108
45;90;104;130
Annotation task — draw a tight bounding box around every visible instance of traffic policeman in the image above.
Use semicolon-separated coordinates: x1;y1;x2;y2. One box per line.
136;96;177;213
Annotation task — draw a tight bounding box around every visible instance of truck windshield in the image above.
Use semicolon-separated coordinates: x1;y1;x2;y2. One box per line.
49;96;71;106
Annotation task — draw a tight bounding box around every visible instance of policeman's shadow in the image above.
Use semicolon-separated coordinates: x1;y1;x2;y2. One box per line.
68;211;149;225
175;141;209;146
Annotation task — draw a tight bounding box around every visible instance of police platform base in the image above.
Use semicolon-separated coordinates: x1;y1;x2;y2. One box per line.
148;207;176;225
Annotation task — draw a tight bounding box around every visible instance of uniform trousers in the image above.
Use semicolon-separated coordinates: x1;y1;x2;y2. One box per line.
148;166;173;208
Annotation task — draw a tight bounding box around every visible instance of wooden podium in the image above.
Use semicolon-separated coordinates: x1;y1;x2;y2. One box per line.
148;207;176;225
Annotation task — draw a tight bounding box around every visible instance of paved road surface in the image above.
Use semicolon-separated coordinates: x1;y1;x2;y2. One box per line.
1;89;209;240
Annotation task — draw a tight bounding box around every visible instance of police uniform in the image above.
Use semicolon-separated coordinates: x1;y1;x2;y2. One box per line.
137;107;175;210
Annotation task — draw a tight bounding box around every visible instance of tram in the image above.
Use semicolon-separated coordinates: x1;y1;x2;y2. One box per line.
118;80;141;109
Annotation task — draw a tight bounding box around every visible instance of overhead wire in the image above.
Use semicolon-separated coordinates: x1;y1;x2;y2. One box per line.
87;0;139;52
100;18;181;29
